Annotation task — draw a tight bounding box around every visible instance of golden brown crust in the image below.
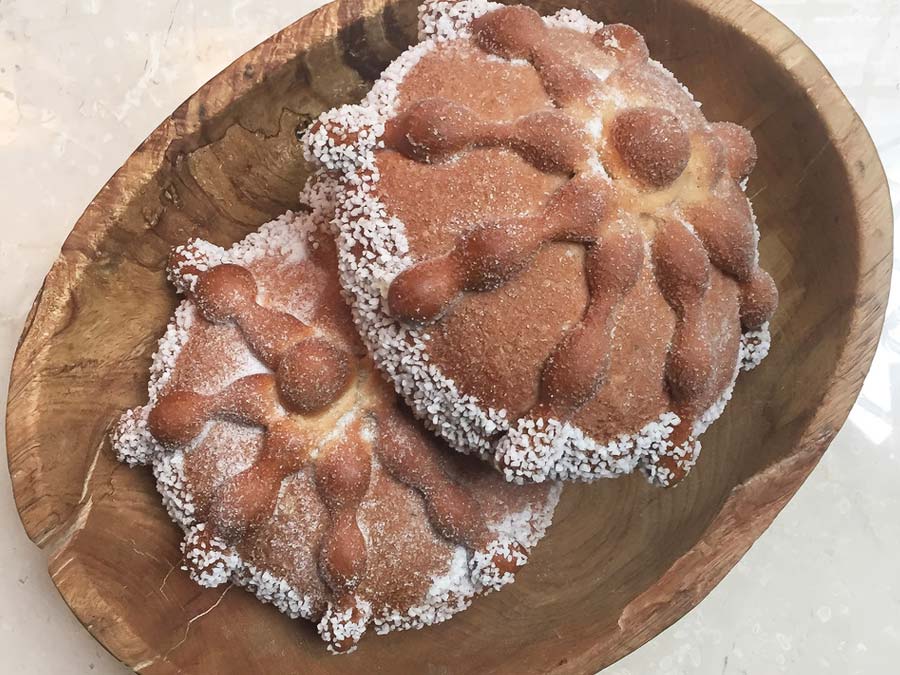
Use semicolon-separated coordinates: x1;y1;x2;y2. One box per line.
610;107;692;187
306;3;778;485
152;253;503;603
710;121;758;179
126;219;559;652
378;7;775;431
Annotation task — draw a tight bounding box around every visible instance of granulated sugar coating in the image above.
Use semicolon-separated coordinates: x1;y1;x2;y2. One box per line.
304;0;777;487
111;209;560;654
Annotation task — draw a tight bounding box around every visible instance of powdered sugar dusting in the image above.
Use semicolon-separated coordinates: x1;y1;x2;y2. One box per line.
496;411;681;484
113;301;195;467
373;481;561;633
182;525;239;587
650;58;703;109
543;7;603;33
418;0;502;41
740;322;772;370
112;203;559;652
304;4;773;486
239;564;316;620
318;599;373;654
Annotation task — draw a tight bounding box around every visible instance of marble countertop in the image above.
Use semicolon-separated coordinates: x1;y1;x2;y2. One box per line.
1;1;897;673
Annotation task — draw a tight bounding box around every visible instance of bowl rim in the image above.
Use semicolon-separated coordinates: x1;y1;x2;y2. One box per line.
5;0;893;672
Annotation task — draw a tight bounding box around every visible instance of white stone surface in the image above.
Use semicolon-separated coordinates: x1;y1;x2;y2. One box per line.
0;1;896;673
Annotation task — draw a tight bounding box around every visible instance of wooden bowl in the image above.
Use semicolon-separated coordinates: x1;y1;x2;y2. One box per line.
5;0;892;672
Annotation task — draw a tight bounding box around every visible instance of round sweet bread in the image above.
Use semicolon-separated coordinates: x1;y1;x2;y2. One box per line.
112;203;559;653
305;0;777;486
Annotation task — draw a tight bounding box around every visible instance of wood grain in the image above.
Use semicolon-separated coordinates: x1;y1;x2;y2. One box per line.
5;0;892;673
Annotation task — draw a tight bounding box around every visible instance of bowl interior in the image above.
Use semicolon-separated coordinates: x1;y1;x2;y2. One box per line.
6;0;880;673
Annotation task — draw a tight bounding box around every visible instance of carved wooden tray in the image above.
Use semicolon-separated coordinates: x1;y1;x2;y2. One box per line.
6;0;892;672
